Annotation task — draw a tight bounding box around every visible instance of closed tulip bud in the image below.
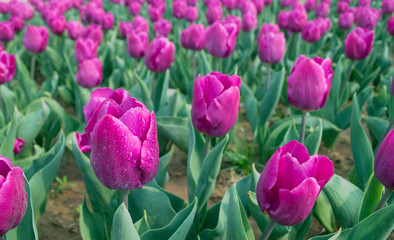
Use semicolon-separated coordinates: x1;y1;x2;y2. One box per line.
127;30;148;58
0;51;16;84
145;36;175;73
315;2;330;17
10;16;24;32
223;0;236;11
344;27;373;60
205;21;237;58
129;1;142;16
185;6;199;22
265;0;273;5
287;55;333;111
188;0;198;5
191;72;241;137
84;97;159;190
358;0;370;6
382;0;394;14
318;17;331;34
0;22;15;42
339;10;354;29
288;4;307;32
206;2;223;25
85;24;103;45
148;2;165;22
388;16;394;36
13;138;25;154
253;0;265;14
75;38;98;63
278;11;290;30
132;16;149;33
119;21;133;39
173;0;188;19
0;156;28;236
76;58;102;88
67;21;86;41
0;2;9;14
257;24;285;64
153;19;172;37
354;7;381;30
280;0;294;7
23;25;48;53
337;1;348;13
23;4;34;20
301;20;322;43
374;130;394;189
242;11;258;32
48;15;66;35
101;13;114;30
256;141;334;226
181;24;206;51
305;0;317;11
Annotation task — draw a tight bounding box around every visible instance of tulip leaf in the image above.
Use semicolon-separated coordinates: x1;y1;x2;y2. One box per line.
304;118;323;155
147;179;188;213
194;136;229;212
196;50;212;75
313;190;336;233
350;94;374;190
241;83;259;133
155;71;170;111
363;116;388;149
6;175;38;240
15;56;38;103
46;46;63;71
113;203;140;240
140;199;197;240
38;72;59;98
134;211;151;235
331;55;346;109
309;229;351;240
80;197;107;240
322;174;363;228
283;119;299;143
155;148;174;188
0;85;16;123
357;173;384;222
0;112;18;160
235;164;260;217
156;116;189;152
43;98;79;134
133;70;154;110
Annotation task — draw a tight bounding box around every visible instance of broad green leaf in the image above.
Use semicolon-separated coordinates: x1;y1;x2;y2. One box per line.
16;56;38;103
283;119;299;143
80;197;106;240
43;98;79;134
304;119;323;155
363;116;388;148
314;191;335;233
155;149;174;188
134;211;151;235
357;173;384;222
0;112;18;160
155;71;170;111
156;116;188;152
113;203;140;240
46;47;63;71
241;84;259;133
134;70;154;110
309;229;351;240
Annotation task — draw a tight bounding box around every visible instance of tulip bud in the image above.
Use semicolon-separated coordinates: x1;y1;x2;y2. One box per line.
288;4;307;32
129;1;142;16
339;10;354;29
188;0;198;5
48;15;66;35
265;0;273;5
0;22;15;42
287;55;333;111
305;0;317;11
67;21;86;41
76;58;103;88
358;0;370;6
382;0;394;14
0;51;16;85
278;11;290;30
253;0;265;14
148;2;165;22
181;24;206;51
191;72;241;137
344;27;373;60
354;7;381;30
119;21;133;39
242;11;258;32
222;0;236;11
224;15;242;35
388;16;394;36
337;1;349;13
9;16;24;32
132;16;149;33
75;38;98;63
153;19;172;37
315;2;330;17
13;138;25;154
374;130;394;189
84;97;159;190
205;21;237;58
185;6;199;22
85;24;103;45
101;13;114;30
145;36;175;73
173;0;188;19
22;4;34;20
127;30;149;59
257;24;286;64
206;2;223;25
301;20;323;43
23;25;49;53
0;156;28;236
280;0;294;7
256;141;334;226
0;2;9;14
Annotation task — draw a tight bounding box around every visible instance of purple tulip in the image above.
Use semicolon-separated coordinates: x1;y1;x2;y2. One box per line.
0;51;16;85
256;141;334;226
153;19;172;37
288;4;307;32
0;156;28;236
22;3;34;20
132;16;149;33
101;13;114;30
119;21;133;39
148;2;165;22
181;24;206;51
48;14;66;35
224;15;242;35
76;132;91;153
67;21;86;41
127;30;149;58
13;138;25;154
129;1;142;16
185;6;199;22
278;11;290;30
223;0;237;11
354;7;381;30
339;10;354;29
205;21;238;58
388;16;394;36
337;1;349;13
75;38;98;63
188;0;198;5
0;2;9;14
0;22;15;42
287;55;333;111
173;0;188;19
305;0;317;11
318;17;331;34
253;0;265;14
374;129;394;189
145;36;175;73
301;20;323;43
344;27;374;60
265;0;273;5
76;58;102;88
315;2;330;17
85;24;103;45
23;25;49;53
280;0;294;7
206;2;223;25
84;97;159;190
358;0;370;6
242;10;258;32
382;0;394;14
191;72;241;137
257;24;286;64
9;16;23;32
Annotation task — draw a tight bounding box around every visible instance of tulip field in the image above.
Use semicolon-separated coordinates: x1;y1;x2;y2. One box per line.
0;0;394;239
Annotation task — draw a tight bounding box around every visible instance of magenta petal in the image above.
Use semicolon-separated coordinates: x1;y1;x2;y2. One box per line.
85;99;120;138
90;115;142;190
75;132;91;153
118;97;146;116
274;153;307;191
199;74;224;106
280;140;309;164
314;155;334;188
269;178;320;226
0;156;12;175
119;107;151;141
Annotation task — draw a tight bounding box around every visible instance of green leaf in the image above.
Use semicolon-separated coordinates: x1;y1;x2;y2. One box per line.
155;71;170;111
357;173;384;222
363;116;388;147
194;136;229;212
80;197;107;240
241;84;259;133
46;47;63;71
155;149;174;188
0;112;18;160
304;119;323;155
309;229;351;240
156;116;189;152
140;199;197;240
38;72;59;97
314;191;335;233
283;119;299;143
16;56;38;103
350;94;374;190
113;203;140;240
43;98;79;134
0;85;16;123
134;211;151;235
134;71;154;110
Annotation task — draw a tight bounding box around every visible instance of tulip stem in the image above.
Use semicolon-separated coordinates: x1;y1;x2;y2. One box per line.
260;219;276;240
374;189;392;212
339;61;355;102
299;111;307;143
120;190;129;209
203;136;211;159
192;51;196;79
216;58;219;72
30;54;36;81
266;64;271;92
151;74;156;106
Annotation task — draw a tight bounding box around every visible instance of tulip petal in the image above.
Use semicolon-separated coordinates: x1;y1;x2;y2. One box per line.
199;74;224;106
314;155;334;187
90;115;142;190
0;156;12;175
85;99;120;138
280;140;309;164
274;153;307;191
120;107;151;141
269;177;320;226
140;112;159;186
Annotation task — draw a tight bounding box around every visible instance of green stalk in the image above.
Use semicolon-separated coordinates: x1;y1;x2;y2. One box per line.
266;64;271;92
203;135;211;159
339;61;355;101
121;190;129;209
299;111;307;143
30;54;36;81
260;219;276;240
374;189;392;211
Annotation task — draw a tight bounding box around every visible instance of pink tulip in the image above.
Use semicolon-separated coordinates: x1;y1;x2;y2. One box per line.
375;130;394;189
85;24;103;45
76;58;103;88
10;16;24;32
132;16;149;33
23;25;49;53
388;16;394;36
173;0;188;19
101;13;114;30
344;27;374;60
206;2;223;25
354;7;381;30
339;10;354;29
153;19;172;37
67;21;86;41
48;15;66;35
145;36;175;73
257;24;286;64
75;38;98;63
288;4;307;32
0;22;15;42
0;51;16;85
185;6;199;22
127;31;149;58
13;138;25;154
129;0;142;16
181;24;206;51
205;21;238;58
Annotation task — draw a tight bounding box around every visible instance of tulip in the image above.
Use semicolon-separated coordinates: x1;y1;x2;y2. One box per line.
242;11;258;32
280;0;294;7
301;20;323;43
382;0;394;14
224;15;242;35
76;132;91;153
67;21;86;41
222;0;236;11
344;27;374;60
358;0;370;6
101;13;114;30
287;55;333;111
375;129;394;189
153;19;172;37
206;2;223;25
318;18;331;35
277;11;290;30
188;0;198;5
0;51;16;85
23;25;49;53
315;2;330;17
75;38;98;63
173;0;187;19
181;24;206;51
119;21;133;39
185;6;199;22
354;7;381;30
132;16;149;33
85;24;103;45
148;2;165;22
0;2;9;14
288;4;307;32
253;0;265;14
145;36;175;73
191;72;241;137
76;58;103;88
205;21;238;58
388;16;394;36
129;1;142;16
13;138;25;154
0;22;15;42
10;16;24;32
339;10;354;29
84;97;159;190
22;4;34;20
337;1;349;13
257;24;286;64
265;0;273;5
48;15;66;35
0;156;28;236
127;30;149;59
256;141;334;226
305;0;317;11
